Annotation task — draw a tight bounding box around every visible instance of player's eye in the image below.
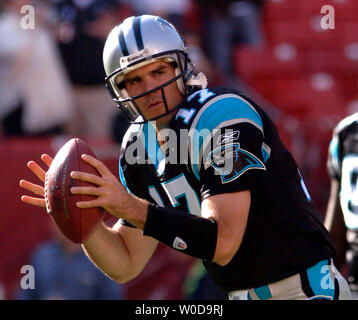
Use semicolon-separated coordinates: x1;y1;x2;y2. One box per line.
152;67;167;77
125;77;141;87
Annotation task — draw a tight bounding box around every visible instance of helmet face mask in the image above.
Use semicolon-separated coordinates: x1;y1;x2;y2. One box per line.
105;50;192;122
103;15;207;124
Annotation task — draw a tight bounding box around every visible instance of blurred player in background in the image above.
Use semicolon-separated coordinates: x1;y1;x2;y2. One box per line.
0;0;72;137
325;113;358;300
16;221;123;300
20;15;351;300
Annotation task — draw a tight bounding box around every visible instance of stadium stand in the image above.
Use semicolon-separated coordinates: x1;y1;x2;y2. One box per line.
234;0;358;214
2;0;358;300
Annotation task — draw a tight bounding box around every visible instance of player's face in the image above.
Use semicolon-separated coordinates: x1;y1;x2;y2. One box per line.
123;60;183;127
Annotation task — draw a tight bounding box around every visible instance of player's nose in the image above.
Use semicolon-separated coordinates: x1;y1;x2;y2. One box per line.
143;76;161;93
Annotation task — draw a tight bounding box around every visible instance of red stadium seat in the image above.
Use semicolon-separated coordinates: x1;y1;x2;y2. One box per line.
264;0;300;22
341;22;358;49
341;77;358;102
264;73;346;122
268;19;342;50
260;0;354;215
264;0;358;24
0;138;54;299
346;100;358;115
305;46;358;77
234;43;304;80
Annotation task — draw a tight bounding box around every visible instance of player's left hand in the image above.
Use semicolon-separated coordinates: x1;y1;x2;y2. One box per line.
70;154;135;219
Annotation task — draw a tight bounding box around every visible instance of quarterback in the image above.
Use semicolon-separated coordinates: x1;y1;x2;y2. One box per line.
20;15;351;300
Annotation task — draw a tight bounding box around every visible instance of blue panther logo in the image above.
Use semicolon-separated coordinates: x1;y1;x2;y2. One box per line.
205;143;265;184
155;17;175;31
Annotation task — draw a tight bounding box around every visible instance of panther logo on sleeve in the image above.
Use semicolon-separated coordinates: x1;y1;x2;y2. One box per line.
204;143;266;184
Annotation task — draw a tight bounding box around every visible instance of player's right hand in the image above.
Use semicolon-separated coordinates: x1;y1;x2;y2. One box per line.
19;154;53;208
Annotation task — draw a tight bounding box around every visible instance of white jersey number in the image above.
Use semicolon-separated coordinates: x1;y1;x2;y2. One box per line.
148;174;201;216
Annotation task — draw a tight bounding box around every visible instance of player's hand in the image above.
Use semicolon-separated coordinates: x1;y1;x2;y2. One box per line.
70;154;133;218
19;154;53;208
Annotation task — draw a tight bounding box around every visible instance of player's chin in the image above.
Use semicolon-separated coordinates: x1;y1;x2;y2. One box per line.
145;107;166;121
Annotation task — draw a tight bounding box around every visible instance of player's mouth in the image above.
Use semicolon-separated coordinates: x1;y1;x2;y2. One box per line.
147;101;163;110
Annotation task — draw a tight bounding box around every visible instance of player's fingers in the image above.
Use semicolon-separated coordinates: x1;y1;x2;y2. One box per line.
21;195;46;208
27;160;46;182
41;154;53;168
70;171;103;186
70;186;101;196
81;154;111;177
19;179;44;196
75;198;103;209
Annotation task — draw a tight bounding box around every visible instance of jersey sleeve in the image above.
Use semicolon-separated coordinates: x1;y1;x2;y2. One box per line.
188;93;268;199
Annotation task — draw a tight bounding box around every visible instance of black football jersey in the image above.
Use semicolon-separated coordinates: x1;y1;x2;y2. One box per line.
119;87;335;292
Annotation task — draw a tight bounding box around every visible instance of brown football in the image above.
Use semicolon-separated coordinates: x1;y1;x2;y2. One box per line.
44;138;104;243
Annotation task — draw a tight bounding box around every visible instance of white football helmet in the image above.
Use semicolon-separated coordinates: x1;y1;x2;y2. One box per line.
103;15;207;123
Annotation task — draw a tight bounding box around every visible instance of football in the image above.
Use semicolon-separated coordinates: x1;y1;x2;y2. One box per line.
44;138;104;243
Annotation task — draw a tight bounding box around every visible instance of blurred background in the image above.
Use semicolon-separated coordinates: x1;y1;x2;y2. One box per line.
0;0;357;300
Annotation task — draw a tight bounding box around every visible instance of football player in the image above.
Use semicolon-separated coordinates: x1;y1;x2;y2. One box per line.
20;15;351;300
325;113;358;299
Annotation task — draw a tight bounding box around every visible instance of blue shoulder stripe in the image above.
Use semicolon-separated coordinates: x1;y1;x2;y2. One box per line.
189;94;264;181
142;121;165;175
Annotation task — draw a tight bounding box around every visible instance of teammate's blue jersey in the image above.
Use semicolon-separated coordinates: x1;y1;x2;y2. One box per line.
119;87;334;291
327;113;358;274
